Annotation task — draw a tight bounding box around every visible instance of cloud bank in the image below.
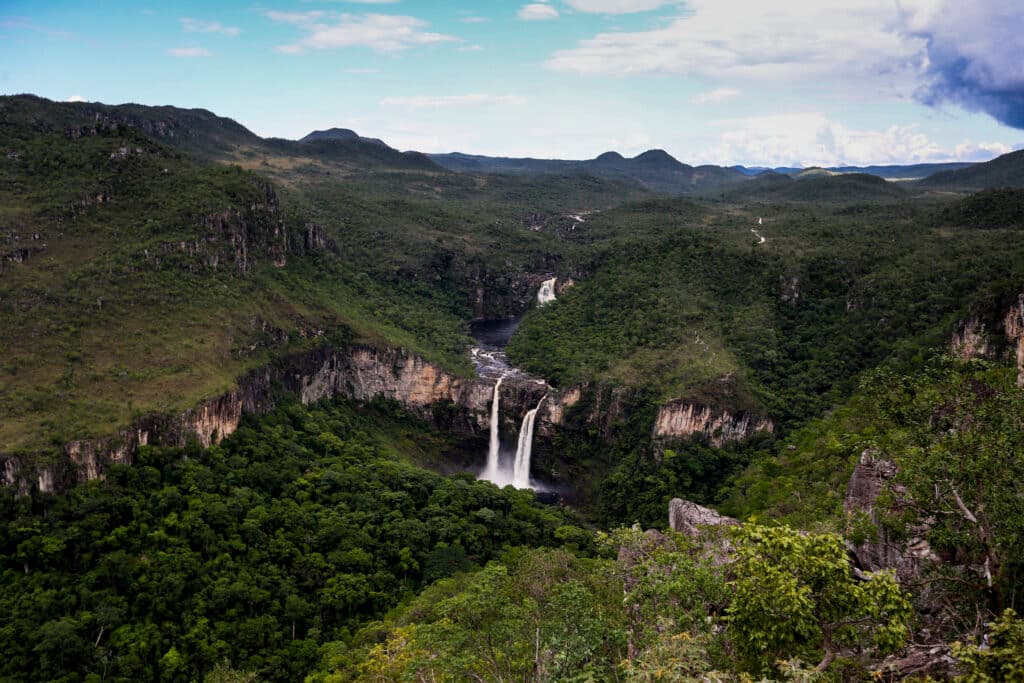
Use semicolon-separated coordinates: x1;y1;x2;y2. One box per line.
901;0;1024;128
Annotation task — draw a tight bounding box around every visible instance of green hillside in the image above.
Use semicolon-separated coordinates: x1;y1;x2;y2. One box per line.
921;148;1024;188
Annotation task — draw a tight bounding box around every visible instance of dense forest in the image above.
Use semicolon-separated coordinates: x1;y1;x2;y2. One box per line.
4;95;1024;681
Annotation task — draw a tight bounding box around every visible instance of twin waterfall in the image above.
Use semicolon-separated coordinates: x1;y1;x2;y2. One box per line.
481;375;545;489
475;277;557;489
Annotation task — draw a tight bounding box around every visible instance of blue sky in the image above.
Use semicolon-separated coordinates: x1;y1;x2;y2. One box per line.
3;0;1023;166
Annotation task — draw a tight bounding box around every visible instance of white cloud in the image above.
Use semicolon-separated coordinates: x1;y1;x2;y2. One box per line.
343;68;381;74
181;17;240;37
65;94;87;103
462;16;489;23
546;0;924;92
269;12;457;53
167;47;212;58
380;94;528;109
264;11;325;24
693;113;952;167
952;140;1013;161
458;44;483;52
562;0;674;14
518;3;559;21
691;87;741;104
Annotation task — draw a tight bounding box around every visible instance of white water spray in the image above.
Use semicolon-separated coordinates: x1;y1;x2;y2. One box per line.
482;376;504;480
512;395;545;489
537;278;557;306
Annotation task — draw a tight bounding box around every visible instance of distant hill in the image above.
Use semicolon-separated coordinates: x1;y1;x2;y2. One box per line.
0;94;440;172
941;188;1024;228
298;128;387;147
920;149;1024;189
732;162;975;180
719;171;906;203
429;149;747;194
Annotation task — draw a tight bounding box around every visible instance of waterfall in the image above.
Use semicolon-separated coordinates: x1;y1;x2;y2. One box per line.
537;278;557;306
482;376;504;480
512;395;545;489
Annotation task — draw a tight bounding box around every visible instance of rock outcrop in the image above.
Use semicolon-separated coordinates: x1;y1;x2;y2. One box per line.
950;293;1024;384
668;498;739;538
844;450;939;581
951;316;992;359
1004;295;1024;385
653;401;773;446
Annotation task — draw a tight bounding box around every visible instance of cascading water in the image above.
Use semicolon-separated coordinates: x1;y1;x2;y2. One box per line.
481;375;505;481
512;395;545;489
537;278;557;306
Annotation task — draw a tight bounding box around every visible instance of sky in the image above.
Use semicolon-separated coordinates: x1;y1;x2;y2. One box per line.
2;0;1024;167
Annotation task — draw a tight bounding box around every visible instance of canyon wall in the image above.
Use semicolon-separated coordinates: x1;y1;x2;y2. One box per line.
653;400;774;447
1;345;546;494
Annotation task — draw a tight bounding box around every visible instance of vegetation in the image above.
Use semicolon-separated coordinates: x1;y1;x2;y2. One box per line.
6;93;1024;681
0;397;586;682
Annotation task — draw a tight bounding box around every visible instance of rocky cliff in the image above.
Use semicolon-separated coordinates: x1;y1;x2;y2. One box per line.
653;401;774;446
950;315;993;360
1;345;546;494
844;450;939;581
1004;295;1024;385
950;293;1024;384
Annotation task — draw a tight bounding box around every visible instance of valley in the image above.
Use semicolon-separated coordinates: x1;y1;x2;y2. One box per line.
3;94;1024;681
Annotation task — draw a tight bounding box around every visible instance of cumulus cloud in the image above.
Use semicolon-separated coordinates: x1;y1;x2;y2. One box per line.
900;0;1024;128
692;87;741;104
518;3;559;20
269;12;457;53
65;94;87;103
380;94;528;108
181;18;240;37
562;0;675;13
167;47;212;57
546;0;922;85
952;140;1014;161
694;112;955;167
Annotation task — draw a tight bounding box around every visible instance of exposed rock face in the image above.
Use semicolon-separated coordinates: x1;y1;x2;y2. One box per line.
543;386;581;426
780;276;800;307
653;401;774;446
844;450;939;581
668;498;739;537
1004;295;1024;385
1;345;548;493
951;316;992;359
537;384;628;438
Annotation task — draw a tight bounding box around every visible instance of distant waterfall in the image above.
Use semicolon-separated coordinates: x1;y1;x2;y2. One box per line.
537;278;557;306
482;376;504;480
512;396;545;489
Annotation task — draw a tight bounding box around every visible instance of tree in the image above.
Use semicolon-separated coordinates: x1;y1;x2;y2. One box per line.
952;608;1024;683
726;524;911;674
870;360;1024;611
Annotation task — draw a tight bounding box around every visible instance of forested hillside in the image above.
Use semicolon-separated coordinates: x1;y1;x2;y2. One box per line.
3;94;1024;682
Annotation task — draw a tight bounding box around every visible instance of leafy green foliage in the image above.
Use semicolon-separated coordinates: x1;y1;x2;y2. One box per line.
952;609;1024;682
869;359;1024;610
727;525;911;673
0;398;582;682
